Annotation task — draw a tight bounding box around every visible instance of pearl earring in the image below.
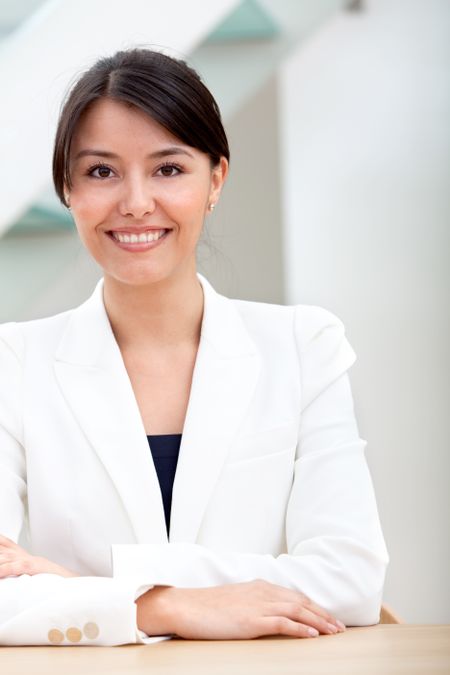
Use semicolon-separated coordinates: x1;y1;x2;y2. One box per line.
209;203;216;212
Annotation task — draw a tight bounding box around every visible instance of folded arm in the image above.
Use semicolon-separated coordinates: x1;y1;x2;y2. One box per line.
114;374;388;628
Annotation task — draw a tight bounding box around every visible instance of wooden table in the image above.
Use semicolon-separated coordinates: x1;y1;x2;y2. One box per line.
1;625;449;675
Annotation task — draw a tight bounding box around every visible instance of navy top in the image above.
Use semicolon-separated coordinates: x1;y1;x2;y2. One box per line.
147;434;182;535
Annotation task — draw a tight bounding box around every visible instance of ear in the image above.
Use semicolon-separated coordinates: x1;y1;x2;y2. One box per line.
63;183;71;208
208;157;229;211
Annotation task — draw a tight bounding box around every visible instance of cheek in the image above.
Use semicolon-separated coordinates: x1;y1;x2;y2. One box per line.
72;192;113;237
166;185;209;226
76;190;112;217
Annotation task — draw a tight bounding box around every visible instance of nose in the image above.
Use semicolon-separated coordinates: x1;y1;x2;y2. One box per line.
119;175;156;218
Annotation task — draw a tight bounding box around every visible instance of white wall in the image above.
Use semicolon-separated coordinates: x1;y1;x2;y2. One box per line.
280;0;450;622
199;75;285;304
0;229;102;322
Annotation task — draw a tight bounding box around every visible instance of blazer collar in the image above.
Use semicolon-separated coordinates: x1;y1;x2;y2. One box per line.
199;274;256;358
55;274;255;366
54;274;261;545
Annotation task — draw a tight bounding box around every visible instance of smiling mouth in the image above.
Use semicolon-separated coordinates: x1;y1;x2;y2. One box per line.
108;229;169;244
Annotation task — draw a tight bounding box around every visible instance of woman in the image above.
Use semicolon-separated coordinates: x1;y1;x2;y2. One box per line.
0;49;388;646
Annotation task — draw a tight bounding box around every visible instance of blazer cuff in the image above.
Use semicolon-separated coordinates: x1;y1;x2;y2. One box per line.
0;574;165;646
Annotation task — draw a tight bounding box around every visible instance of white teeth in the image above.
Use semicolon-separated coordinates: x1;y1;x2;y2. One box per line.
112;230;166;244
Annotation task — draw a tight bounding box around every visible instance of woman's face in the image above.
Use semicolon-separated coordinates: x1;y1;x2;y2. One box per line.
67;97;227;287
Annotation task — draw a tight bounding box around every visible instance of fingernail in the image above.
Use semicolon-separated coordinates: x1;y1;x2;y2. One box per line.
327;622;338;634
308;627;319;637
336;620;346;631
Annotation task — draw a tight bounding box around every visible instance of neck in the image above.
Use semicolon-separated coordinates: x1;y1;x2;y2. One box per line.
103;269;204;350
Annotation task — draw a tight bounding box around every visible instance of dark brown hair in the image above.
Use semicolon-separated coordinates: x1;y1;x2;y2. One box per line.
52;48;230;206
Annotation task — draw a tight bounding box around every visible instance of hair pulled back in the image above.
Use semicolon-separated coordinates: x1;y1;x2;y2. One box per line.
52;48;230;206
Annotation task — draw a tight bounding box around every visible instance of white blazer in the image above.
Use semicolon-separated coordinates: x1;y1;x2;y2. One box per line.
0;274;388;646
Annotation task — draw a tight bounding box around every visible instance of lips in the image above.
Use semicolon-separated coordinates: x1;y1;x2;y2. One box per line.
106;227;171;251
109;229;167;244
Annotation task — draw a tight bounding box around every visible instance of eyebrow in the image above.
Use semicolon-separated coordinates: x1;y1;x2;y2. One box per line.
73;146;194;161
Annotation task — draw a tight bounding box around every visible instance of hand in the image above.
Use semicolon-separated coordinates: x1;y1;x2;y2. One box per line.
136;579;346;640
0;534;78;578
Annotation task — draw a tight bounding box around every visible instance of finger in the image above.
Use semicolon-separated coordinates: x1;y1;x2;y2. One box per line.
248;581;345;631
0;549;18;561
258;582;345;630
257;616;320;639
289;592;344;630
300;595;346;631
267;602;340;635
0;560;30;578
0;535;19;549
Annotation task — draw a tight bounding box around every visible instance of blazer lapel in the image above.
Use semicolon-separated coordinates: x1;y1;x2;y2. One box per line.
54;281;168;545
169;275;261;544
53;275;261;547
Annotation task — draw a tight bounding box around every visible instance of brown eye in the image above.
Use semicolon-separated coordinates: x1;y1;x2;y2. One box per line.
89;165;113;179
158;164;181;177
98;166;112;178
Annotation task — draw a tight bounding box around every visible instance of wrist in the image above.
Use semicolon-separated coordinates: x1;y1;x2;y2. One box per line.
136;586;176;636
35;556;78;577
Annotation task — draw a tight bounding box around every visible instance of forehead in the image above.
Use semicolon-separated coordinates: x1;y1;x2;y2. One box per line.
71;98;183;152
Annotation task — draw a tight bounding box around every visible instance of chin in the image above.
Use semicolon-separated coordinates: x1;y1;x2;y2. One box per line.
105;264;178;288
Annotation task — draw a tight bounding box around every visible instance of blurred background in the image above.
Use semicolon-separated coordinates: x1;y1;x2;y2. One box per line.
0;0;448;623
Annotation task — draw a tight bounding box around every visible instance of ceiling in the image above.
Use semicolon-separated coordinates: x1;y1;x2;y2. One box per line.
0;0;46;38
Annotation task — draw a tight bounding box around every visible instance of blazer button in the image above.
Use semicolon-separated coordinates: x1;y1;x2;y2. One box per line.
48;629;64;645
66;627;82;643
83;622;100;639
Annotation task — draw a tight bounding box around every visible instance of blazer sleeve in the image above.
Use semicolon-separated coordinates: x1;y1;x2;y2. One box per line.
0;324;163;646
111;306;389;627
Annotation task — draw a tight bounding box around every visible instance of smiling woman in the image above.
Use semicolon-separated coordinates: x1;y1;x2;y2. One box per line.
66;97;227;287
0;48;388;646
